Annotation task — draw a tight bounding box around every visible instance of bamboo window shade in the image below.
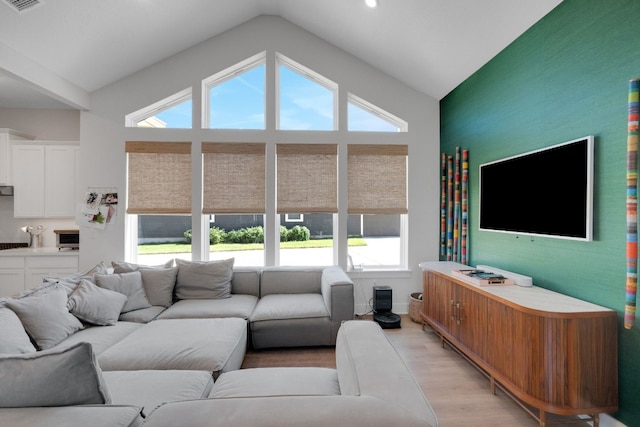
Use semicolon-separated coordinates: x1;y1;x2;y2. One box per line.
348;144;408;214
276;144;338;213
125;141;192;214
202;142;266;214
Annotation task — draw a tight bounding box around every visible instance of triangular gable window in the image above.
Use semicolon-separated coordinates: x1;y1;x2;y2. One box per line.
277;53;337;131
203;52;266;130
125;88;192;128
348;93;407;132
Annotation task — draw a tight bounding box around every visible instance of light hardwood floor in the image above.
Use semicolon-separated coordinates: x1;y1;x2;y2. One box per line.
242;315;592;427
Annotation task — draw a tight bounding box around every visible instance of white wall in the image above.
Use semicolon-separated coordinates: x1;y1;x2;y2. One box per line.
81;15;440;313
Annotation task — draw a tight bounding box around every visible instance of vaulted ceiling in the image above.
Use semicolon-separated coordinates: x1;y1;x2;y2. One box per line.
0;0;562;110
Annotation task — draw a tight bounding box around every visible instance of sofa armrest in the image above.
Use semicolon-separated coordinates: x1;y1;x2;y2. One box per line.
321;266;354;322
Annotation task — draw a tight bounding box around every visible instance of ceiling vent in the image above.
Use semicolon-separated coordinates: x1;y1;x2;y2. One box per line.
3;0;42;13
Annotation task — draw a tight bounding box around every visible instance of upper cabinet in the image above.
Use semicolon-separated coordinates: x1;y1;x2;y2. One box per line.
12;142;80;218
0;129;35;185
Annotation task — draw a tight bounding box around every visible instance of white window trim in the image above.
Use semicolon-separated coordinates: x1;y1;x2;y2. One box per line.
125;87;193;127
284;213;304;222
275;52;339;131
348;92;408;132
201;51;267;129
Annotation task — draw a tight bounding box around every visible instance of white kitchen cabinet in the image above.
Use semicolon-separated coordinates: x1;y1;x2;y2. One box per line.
12;142;79;218
0;252;78;297
24;255;79;289
0;128;35;185
0;256;26;297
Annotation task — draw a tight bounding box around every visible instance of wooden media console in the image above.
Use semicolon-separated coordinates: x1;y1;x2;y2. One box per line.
419;261;618;427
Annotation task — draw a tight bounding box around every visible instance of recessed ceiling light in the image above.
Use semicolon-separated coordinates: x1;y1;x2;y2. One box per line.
365;0;378;8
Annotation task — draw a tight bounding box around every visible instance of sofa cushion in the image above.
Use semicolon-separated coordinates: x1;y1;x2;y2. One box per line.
54;321;143;356
0;406;144;427
68;279;128;326
111;261;176;307
250;293;329;321
139;267;177;307
260;267;323;296
0;307;36;354
157;295;258;320
96;271;151;313
5;287;84;350
111;259;174;274
43;261;110;296
98;318;247;377
174;258;234;300
210;367;340;398
104;370;213;417
0;342;111;407
118;306;166;323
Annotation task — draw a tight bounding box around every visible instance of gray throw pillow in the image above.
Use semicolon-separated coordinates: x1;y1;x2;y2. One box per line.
0;308;37;354
68;279;128;325
139;267;178;307
5;287;84;350
175;258;234;300
0;342;112;407
42;261;111;296
95;271;151;313
111;259;174;274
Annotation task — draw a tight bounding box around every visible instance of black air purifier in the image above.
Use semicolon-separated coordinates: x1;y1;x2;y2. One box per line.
373;285;401;329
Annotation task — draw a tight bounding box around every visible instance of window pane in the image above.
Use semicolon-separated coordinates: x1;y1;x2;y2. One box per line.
136;215;192;265
279;213;333;266
348;214;402;268
209;215;264;267
209;64;265;129
348;102;400;132
149;99;192;129
279;65;335;130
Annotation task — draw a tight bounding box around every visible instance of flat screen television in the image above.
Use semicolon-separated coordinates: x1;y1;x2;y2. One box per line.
479;136;594;241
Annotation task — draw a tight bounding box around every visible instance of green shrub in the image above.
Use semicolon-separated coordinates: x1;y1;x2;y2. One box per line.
280;225;288;242
209;227;226;244
185;227;226;244
287;225;310;242
225;226;264;244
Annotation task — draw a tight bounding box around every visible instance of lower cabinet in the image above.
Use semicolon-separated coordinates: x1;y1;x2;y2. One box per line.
0;254;78;297
0;257;26;297
421;265;618;427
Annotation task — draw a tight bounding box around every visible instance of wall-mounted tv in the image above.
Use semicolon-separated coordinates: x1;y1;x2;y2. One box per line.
479;136;594;241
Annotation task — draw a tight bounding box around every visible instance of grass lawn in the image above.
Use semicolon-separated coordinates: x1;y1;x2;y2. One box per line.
138;238;367;254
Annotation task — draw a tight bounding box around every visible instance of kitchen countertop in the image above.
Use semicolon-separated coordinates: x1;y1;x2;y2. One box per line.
0;247;80;256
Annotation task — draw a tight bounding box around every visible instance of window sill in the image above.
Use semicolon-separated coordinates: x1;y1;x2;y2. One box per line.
347;268;411;279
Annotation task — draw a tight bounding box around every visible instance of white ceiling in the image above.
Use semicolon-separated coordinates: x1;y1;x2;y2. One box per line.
0;0;562;110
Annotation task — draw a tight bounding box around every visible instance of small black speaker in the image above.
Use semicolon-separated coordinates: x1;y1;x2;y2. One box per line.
373;285;392;313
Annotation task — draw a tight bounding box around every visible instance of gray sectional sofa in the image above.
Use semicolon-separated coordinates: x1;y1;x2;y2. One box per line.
0;259;438;427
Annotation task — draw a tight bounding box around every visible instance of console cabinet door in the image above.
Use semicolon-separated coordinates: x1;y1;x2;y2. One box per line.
423;271;455;333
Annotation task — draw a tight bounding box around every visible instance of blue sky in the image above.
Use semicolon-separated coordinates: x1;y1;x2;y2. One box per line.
154;64;398;132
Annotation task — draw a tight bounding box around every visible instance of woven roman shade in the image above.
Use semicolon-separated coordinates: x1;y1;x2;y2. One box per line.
202;142;266;214
276;144;337;213
348;144;408;214
126;141;192;214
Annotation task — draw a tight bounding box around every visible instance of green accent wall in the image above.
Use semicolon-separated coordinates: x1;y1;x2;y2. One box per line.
440;1;640;424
